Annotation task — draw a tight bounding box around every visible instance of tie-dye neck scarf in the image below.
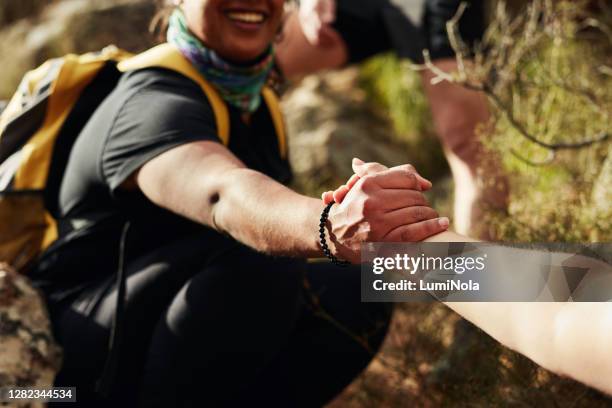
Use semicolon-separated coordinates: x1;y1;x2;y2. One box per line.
167;9;274;113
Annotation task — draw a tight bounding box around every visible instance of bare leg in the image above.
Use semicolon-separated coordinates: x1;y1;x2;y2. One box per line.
421;59;509;238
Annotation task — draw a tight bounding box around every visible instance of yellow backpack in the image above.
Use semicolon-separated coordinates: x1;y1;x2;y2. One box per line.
0;43;287;271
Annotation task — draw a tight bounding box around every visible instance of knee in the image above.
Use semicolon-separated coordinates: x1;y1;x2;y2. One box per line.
223;247;306;298
186;245;306;319
161;248;306;349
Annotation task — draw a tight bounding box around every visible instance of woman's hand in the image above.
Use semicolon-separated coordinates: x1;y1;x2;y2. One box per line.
298;0;340;47
322;158;432;204
324;159;448;263
274;0;348;79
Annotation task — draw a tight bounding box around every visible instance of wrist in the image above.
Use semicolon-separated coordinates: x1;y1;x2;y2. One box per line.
318;202;350;266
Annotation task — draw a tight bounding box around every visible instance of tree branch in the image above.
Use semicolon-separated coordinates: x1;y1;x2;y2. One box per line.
411;1;610;158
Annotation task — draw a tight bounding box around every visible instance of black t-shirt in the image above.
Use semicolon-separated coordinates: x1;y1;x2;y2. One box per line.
31;68;291;300
332;0;485;63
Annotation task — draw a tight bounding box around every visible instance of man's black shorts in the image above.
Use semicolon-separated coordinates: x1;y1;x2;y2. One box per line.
332;0;485;63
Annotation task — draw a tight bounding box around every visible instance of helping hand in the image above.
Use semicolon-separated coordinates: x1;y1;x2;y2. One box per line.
323;158;449;263
298;0;341;47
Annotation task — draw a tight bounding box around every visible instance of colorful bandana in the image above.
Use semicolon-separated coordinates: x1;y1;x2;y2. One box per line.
167;9;274;113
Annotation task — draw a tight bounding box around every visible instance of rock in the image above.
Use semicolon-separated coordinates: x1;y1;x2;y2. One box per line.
0;0;157;99
282;69;411;195
0;263;62;401
40;0;157;56
0;0;48;26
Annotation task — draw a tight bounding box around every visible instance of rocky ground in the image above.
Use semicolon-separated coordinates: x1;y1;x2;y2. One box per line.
0;263;62;407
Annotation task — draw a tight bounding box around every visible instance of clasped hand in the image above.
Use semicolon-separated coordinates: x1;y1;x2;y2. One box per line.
322;158;449;263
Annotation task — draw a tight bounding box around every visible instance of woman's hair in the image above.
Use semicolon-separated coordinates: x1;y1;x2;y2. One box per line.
150;0;175;42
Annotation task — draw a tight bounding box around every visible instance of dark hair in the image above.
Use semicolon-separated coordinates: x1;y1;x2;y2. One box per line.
150;0;175;42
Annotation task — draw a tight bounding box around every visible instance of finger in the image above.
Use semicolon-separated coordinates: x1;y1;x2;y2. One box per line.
383;206;439;228
333;184;353;203
356;162;389;177
346;174;361;189
321;191;334;204
390;164;432;190
352;158;388;177
320;0;336;23
332;185;350;203
299;9;324;45
384;217;450;242
305;22;323;45
375;189;429;210
418;176;433;191
367;168;421;190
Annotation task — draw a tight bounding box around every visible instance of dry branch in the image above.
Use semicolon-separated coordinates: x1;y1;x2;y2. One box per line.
411;0;611;160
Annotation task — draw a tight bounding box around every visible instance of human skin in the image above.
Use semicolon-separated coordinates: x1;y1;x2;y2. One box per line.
181;0;285;62
329;164;612;396
136;142;448;264
433;231;612;395
274;11;348;78
420;60;509;237
133;0;449;265
445;301;612;396
275;1;509;237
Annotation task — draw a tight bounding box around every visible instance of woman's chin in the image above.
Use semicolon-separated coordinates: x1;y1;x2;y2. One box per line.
218;43;272;64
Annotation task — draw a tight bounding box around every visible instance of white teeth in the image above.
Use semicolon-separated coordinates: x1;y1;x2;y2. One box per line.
227;12;265;23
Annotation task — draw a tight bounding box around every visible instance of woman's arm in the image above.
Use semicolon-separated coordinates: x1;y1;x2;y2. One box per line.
429;231;612;395
446;301;612;395
420;59;508;236
135;141;447;262
275;4;348;79
327;167;612;394
275;7;348;80
423;230;479;242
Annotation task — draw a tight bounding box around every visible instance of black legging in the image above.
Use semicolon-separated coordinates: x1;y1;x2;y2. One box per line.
44;232;392;407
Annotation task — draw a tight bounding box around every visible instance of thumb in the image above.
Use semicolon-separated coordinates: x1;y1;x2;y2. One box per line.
351;157;365;175
352;158;388;177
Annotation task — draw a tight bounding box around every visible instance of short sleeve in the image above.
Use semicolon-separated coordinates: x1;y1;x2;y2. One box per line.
333;0;395;64
101;70;220;193
333;0;485;64
425;0;485;60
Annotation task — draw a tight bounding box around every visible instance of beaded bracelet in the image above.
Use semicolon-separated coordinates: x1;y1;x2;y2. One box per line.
319;202;350;267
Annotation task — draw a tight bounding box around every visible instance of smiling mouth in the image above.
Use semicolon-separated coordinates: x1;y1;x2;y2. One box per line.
225;10;267;24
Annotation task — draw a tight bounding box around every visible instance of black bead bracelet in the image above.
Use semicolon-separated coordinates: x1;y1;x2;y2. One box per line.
319;202;350;267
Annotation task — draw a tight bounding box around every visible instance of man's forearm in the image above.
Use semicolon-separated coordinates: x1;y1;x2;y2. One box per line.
424;230;479;242
427;229;612;393
447;301;612;395
213;167;325;258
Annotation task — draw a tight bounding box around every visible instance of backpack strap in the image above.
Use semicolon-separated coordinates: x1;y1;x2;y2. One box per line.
261;86;288;159
118;44;288;159
117;44;230;146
